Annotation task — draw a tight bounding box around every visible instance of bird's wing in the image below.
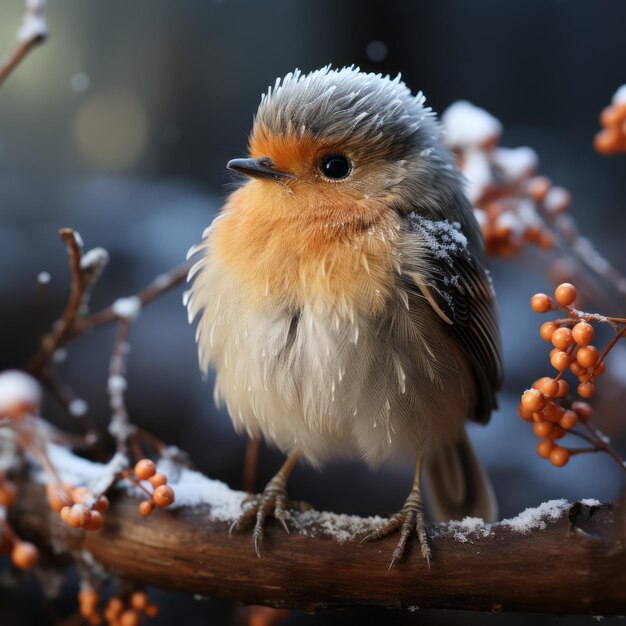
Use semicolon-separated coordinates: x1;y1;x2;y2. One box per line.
398;210;502;423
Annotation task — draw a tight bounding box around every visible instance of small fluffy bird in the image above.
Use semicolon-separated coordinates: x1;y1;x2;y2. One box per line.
187;66;502;565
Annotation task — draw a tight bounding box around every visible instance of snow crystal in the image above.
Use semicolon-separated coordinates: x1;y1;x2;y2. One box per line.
441;101;502;149
612;84;626;105
111;296;142;321
37;271;51;284
68;398;88;418
408;212;468;263
107;375;127;394
493;147;538;182
0;370;41;414
579;498;601;507
80;247;109;271
499;499;569;533
292;509;385;543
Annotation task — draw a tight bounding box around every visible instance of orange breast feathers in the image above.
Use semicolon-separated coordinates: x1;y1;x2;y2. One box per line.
210;179;401;317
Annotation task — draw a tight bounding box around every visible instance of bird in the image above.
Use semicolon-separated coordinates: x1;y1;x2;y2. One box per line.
186;66;502;566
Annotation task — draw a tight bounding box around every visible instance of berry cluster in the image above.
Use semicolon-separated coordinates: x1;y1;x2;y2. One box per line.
47;483;110;531
79;588;158;626
594;86;626;155
0;475;39;570
128;459;175;516
519;282;626;469
478;175;571;258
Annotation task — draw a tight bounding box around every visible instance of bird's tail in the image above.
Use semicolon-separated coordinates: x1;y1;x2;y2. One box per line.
423;432;497;522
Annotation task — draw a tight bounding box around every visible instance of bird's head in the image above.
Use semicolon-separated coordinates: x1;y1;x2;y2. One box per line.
227;66;459;227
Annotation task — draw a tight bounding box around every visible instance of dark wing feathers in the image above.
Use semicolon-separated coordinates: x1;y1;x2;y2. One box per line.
402;211;502;424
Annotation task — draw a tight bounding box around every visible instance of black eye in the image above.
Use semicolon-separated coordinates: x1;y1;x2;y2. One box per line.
320;154;352;180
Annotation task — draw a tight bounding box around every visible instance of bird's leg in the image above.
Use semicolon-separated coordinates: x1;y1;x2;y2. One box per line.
231;449;306;557
362;455;431;569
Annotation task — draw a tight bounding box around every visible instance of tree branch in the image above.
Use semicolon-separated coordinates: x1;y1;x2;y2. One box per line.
9;448;626;615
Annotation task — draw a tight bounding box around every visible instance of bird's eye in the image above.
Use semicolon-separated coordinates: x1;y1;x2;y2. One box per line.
320;154;352;180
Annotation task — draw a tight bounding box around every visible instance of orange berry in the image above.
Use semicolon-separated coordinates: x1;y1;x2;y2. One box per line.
540;321;559;342
593;360;606;376
531;293;551;313
145;604;159;618
119;609;141;626
106;597;124;619
577;381;595;398
528;176;551;202
594;128;622;154
130;591;149;611
134;459;157;481
549;447;571;467
538;379;559;398
0;480;17;507
11;542;39;570
85;510;103;531
518;404;534;422
79;589;100;615
556;379;569;398
138;500;155;516
571;322;594;346
72;486;93;506
60;506;73;524
548;426;566;440
572;401;593;422
551;328;573;351
46;483;73;512
68;504;91;528
600;103;626;128
532;376;553;390
554;283;577;306
149;473;167;489
577;346;599;368
153;485;175;508
569;361;587;377
559;410;578;430
94;495;110;513
550;351;571;372
536;438;555;459
533;421;555;437
522;389;546;412
542;402;563;422
532;412;544;423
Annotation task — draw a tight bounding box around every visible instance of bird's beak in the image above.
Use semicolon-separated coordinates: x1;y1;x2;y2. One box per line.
227;157;295;182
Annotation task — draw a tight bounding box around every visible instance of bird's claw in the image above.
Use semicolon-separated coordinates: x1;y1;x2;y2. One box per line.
230;474;309;557
362;500;431;569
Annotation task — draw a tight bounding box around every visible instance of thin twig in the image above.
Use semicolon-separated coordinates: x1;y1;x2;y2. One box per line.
74;260;193;337
0;0;48;87
107;320;134;453
27;229;85;375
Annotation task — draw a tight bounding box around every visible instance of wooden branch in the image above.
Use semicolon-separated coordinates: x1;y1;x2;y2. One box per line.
9;456;626;615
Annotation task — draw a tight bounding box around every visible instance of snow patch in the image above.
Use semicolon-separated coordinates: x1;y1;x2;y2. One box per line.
111;296;142;321
441;101;501;149
408;212;468;263
0;370;41;414
612;84;626;105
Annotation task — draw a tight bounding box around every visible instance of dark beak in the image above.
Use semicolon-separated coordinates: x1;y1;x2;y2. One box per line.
227;157;294;182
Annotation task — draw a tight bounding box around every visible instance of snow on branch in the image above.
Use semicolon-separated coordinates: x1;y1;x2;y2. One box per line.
10;445;626;615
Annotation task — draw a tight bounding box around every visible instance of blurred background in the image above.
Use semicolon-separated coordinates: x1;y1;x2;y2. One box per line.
1;0;626;624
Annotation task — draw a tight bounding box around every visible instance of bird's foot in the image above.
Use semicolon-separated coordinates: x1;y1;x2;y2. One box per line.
362;489;431;569
230;473;309;557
